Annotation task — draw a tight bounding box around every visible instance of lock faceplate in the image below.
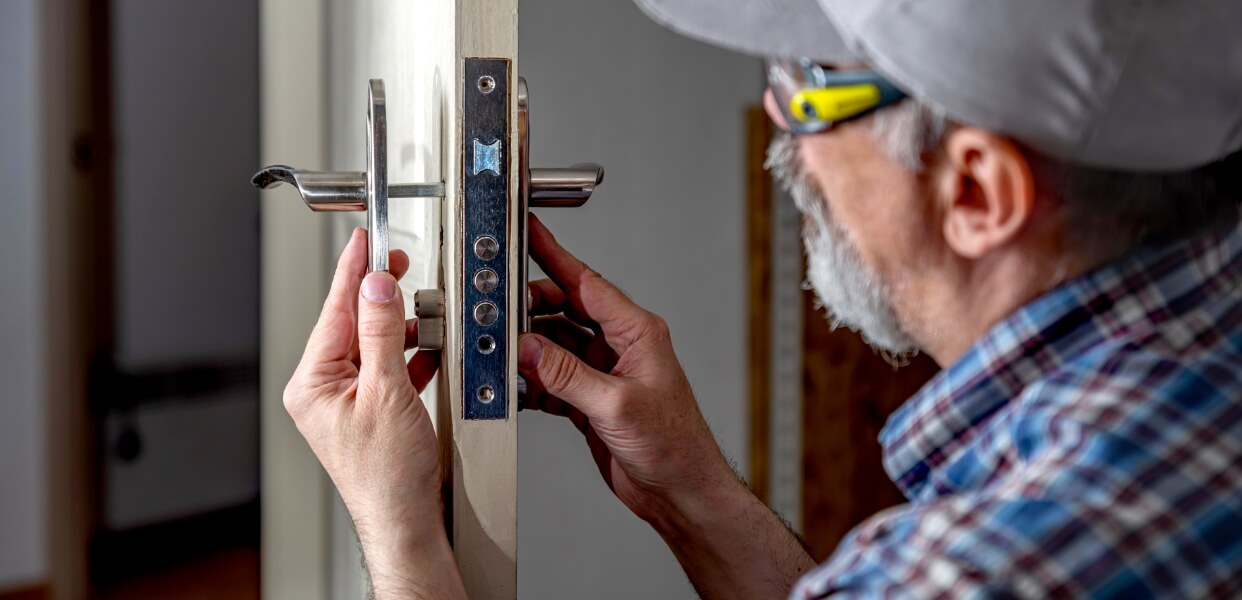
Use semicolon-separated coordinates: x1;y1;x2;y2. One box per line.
462;58;512;421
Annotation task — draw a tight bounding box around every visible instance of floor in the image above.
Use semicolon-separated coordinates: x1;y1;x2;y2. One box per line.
99;547;258;600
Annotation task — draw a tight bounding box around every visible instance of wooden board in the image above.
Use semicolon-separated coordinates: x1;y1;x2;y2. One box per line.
746;107;774;503
41;1;99;598
800;303;940;559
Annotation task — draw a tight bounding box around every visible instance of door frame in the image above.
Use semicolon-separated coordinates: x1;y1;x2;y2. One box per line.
41;0;107;597
258;0;333;598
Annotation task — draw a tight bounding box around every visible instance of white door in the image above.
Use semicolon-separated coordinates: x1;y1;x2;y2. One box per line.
260;0;519;598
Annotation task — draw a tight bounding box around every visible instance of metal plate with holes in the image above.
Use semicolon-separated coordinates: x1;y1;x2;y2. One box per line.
462;58;511;420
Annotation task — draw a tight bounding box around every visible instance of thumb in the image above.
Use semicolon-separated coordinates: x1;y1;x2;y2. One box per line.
357;272;410;396
519;333;613;414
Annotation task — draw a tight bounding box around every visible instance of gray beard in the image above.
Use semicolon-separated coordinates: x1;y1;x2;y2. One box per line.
766;133;920;358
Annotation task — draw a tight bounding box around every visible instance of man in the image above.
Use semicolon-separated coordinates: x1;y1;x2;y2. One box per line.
281;0;1242;597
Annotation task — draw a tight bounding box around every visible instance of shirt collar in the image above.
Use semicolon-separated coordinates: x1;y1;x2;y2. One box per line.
879;221;1242;500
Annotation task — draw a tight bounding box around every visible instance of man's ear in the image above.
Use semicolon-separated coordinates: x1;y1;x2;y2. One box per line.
935;127;1036;259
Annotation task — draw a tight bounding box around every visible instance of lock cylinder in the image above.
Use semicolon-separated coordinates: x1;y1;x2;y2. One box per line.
414;289;446;350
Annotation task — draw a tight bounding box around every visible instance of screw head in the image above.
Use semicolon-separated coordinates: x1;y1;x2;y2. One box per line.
474;301;499;326
474;236;499;261
474;268;499;293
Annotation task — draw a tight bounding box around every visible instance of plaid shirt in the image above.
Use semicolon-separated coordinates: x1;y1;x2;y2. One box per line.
793;221;1242;599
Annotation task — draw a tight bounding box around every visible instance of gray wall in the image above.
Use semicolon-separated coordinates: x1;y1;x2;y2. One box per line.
518;1;761;597
0;0;48;588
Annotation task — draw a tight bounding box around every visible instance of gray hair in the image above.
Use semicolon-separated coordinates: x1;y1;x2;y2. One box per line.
866;100;1242;258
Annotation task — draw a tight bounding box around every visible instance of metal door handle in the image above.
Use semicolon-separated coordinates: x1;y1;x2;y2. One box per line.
250;77;605;369
528;164;604;207
251;79;447;350
251;167;445;211
250;80;444;274
515;78;604;342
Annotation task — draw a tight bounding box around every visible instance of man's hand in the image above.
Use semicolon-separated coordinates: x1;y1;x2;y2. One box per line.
283;227;465;600
519;215;814;599
519;215;739;523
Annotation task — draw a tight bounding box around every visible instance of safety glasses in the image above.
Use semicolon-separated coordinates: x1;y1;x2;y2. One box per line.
766;57;907;134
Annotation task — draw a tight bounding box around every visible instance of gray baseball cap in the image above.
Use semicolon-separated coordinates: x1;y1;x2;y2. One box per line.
634;0;1242;171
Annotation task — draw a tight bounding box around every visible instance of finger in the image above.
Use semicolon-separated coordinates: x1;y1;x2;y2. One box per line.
403;318;420;350
583;333;622;374
530;279;603;340
407;349;439;393
389;249;410;281
522;386;592;432
528;279;570;316
356;271;411;400
344;248;412;364
532;316;621;374
531;316;593;356
529;215;651;354
301;228;368;366
518;333;614;415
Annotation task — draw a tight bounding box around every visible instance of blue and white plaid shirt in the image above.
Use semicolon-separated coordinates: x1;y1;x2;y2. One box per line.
793;221;1242;598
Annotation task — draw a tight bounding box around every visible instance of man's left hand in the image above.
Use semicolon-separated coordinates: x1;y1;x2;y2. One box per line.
283;227;464;599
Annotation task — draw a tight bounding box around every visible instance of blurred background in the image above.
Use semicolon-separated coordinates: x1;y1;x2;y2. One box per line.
2;0;261;597
0;0;934;598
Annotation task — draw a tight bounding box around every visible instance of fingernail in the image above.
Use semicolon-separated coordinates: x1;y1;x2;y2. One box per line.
518;335;542;371
361;272;397;302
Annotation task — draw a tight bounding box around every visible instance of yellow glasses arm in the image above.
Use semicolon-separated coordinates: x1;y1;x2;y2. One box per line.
789;84;882;124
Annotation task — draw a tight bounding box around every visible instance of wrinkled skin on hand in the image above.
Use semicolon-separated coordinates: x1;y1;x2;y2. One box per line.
282;227;443;544
520;215;738;523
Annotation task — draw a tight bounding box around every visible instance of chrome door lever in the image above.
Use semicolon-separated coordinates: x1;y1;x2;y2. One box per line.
516;78;605;336
251;80;444;273
251;167;445;211
528;165;604;207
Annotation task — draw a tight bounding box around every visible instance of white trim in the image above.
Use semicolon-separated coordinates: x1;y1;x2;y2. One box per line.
259;0;331;598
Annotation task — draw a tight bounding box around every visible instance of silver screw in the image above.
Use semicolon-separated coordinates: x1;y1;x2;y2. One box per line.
474;301;499;326
474;268;499;293
474;236;499;261
477;75;496;94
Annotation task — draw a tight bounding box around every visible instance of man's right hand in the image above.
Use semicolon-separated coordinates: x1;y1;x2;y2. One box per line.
519;215;815;599
518;214;739;524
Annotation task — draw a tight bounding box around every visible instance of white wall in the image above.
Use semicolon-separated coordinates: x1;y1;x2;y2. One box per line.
518;1;761;597
0;0;48;588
